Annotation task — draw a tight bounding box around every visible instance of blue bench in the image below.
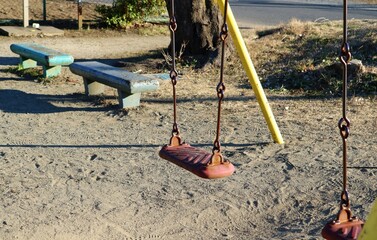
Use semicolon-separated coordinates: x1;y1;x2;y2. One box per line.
69;61;160;108
10;43;74;78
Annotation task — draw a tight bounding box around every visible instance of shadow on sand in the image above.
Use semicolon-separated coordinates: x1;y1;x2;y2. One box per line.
0;89;112;113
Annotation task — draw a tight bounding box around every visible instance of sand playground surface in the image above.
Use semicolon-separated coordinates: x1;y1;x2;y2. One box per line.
0;31;376;240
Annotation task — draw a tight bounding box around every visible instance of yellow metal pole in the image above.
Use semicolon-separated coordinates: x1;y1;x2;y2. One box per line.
216;0;284;144
359;200;377;240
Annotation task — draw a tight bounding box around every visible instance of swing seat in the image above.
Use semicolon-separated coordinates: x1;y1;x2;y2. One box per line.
159;143;235;179
322;218;364;240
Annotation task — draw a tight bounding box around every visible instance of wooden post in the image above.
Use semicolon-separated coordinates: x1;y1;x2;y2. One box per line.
43;0;47;21
78;0;83;30
23;0;29;27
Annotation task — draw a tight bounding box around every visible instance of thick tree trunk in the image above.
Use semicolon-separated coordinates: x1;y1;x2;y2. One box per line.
165;0;223;56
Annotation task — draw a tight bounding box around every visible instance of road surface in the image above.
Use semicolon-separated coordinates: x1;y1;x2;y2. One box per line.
229;0;377;27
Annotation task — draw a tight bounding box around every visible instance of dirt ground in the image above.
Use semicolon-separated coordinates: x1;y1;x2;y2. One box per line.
0;26;377;240
0;0;101;25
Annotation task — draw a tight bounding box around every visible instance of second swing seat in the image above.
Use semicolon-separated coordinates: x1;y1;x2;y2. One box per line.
159;143;235;179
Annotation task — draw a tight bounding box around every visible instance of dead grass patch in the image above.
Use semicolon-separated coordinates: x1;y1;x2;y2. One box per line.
239;19;377;95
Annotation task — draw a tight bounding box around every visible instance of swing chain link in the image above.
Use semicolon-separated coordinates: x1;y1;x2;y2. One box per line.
170;69;178;85
169;16;177;32
213;140;221;153
216;82;226;100
341;190;350;209
172;122;179;136
220;24;228;41
338;117;350;139
340;42;352;65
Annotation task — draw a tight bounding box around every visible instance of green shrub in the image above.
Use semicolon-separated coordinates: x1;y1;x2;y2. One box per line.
96;0;166;28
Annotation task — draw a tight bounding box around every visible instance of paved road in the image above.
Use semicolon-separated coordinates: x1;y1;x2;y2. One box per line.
229;0;377;27
85;0;377;27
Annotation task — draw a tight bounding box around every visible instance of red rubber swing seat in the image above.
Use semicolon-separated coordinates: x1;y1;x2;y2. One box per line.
161;0;235;179
159;137;235;179
322;208;364;240
322;219;364;240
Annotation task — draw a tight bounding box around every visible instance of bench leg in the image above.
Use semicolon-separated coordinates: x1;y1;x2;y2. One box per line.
118;90;141;108
43;65;61;78
19;57;37;69
83;78;105;95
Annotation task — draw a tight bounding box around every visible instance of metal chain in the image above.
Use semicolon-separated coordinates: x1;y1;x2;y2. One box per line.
338;0;352;209
212;0;229;154
169;0;180;138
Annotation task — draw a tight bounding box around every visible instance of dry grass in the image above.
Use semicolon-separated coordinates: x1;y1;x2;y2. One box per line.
235;19;377;95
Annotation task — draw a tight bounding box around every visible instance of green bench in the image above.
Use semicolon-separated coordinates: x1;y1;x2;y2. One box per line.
69;61;161;108
10;43;74;78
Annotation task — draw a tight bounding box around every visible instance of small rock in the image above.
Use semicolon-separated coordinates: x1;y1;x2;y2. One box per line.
327;59;365;77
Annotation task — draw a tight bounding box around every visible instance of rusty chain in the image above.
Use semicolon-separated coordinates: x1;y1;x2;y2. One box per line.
169;0;180;138
212;0;229;155
338;0;352;209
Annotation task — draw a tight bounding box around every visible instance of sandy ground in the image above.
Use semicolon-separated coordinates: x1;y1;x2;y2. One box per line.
0;30;376;240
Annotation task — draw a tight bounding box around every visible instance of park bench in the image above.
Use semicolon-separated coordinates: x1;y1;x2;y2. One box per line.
10;43;74;78
69;61;160;108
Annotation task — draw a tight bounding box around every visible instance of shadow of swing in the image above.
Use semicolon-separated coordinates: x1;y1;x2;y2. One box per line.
0;142;269;150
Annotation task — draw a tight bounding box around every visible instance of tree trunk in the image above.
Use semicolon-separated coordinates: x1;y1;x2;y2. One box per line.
165;0;223;57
